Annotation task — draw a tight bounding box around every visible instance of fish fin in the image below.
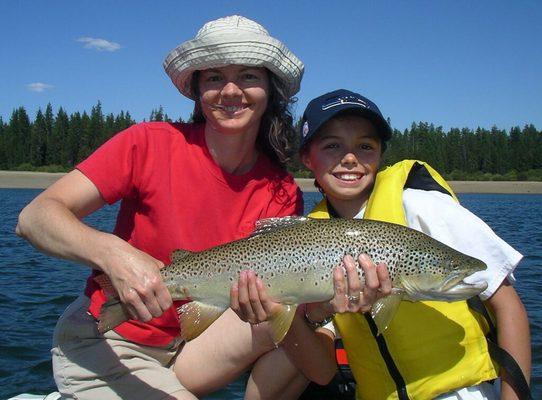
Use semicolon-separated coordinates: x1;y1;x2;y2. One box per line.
268;304;297;346
93;274;118;299
97;299;130;334
371;290;404;335
171;249;193;262
251;216;309;237
178;301;226;342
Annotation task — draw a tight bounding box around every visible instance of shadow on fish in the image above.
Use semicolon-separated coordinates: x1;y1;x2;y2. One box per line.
97;217;487;344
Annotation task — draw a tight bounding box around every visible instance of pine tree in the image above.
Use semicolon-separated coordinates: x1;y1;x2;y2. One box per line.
444;128;462;174
89;101;106;147
522;124;541;170
509;126;524;172
77;112;92;163
6;107;32;167
29;109;48;166
104;113;117;142
150;106;165;122
67;112;82;166
44;103;54;147
461;128;478;173
489;127;509;174
49;108;70;166
0;117;6;169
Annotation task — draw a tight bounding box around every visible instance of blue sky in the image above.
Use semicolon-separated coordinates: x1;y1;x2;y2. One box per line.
1;1;541;132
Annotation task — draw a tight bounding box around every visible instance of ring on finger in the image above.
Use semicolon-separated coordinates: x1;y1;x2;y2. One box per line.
347;291;362;303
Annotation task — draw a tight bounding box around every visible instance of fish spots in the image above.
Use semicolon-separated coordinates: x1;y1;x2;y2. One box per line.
161;217;480;307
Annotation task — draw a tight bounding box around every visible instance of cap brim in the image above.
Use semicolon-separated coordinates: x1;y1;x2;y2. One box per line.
315;105;392;142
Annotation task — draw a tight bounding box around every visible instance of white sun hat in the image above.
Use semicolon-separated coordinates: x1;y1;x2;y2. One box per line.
163;15;304;99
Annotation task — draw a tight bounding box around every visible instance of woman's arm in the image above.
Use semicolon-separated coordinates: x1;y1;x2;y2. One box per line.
17;170;110;264
16;170;172;322
485;280;531;400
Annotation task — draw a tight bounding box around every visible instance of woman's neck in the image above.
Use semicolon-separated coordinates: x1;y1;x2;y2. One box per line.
204;124;259;175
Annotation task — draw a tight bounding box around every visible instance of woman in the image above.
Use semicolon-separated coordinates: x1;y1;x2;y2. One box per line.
17;16;390;400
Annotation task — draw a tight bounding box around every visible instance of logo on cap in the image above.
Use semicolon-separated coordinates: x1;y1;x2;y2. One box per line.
302;121;309;137
322;95;367;111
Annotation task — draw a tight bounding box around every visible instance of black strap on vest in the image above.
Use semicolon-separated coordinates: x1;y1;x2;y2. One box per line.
405;162;451;195
364;314;410;400
467;297;533;400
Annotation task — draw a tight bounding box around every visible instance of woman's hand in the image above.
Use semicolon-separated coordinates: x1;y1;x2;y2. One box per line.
16;169;171;323
101;240;173;322
306;254;392;323
230;270;283;325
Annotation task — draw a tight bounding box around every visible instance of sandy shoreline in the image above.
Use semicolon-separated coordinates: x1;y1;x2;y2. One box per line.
295;178;542;194
1;171;541;194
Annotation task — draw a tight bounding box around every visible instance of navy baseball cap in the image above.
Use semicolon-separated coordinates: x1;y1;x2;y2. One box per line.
299;89;392;149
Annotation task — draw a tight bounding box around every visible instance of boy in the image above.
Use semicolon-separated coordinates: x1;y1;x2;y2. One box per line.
300;89;531;400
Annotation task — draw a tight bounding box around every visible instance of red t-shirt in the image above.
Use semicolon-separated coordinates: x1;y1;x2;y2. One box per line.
77;122;303;346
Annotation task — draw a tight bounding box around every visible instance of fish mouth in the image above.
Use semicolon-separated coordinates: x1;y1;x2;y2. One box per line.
435;272;488;300
436;280;488;300
401;272;488;302
439;272;468;291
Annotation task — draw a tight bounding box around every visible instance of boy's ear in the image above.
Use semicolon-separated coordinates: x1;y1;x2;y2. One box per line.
300;150;312;170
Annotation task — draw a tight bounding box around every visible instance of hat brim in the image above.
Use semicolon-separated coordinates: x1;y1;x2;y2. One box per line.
164;33;304;99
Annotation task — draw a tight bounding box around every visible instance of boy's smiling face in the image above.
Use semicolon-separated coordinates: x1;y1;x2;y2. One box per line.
301;115;382;212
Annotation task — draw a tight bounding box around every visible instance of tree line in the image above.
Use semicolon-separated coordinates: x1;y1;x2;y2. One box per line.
1;103;541;180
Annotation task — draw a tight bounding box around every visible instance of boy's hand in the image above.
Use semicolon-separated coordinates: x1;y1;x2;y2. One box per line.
332;254;392;313
306;254;392;322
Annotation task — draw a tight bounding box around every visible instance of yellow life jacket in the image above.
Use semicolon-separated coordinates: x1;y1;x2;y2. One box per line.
307;160;498;400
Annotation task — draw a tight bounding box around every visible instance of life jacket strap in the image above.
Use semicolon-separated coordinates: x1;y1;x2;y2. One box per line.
364;313;410;400
467;296;533;400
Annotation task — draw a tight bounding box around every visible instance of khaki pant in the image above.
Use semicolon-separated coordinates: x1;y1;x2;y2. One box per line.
52;295;187;400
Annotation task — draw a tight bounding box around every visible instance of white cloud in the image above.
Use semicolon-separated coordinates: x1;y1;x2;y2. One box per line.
77;37;121;52
26;83;54;92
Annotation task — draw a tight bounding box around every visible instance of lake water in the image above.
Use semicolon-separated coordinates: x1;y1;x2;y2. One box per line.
0;189;540;399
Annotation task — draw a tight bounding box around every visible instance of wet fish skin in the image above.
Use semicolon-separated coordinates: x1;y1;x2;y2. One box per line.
98;217;487;343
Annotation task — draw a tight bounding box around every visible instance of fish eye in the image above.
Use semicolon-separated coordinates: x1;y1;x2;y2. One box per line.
445;259;457;271
450;259;462;271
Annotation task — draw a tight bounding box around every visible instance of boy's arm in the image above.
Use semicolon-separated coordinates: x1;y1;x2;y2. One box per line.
485;280;531;400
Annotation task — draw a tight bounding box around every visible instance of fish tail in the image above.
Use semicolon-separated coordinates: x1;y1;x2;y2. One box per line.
97;299;130;334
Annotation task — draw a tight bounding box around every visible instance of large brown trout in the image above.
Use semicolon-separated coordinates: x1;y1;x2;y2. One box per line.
98;217;487;344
